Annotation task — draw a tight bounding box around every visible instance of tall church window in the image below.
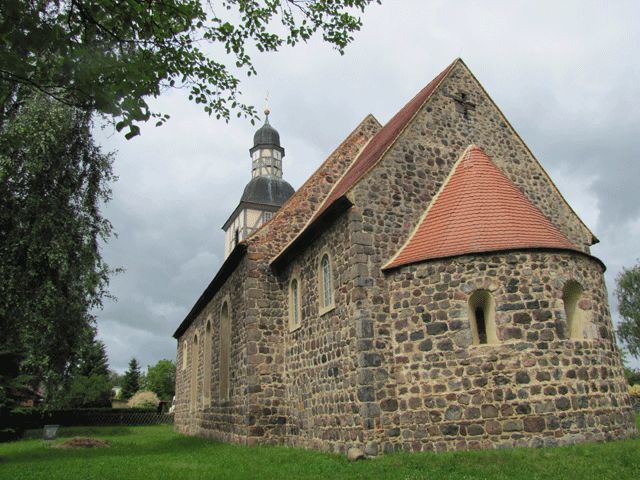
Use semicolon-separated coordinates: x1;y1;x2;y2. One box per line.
182;340;188;370
468;290;497;345
319;253;335;314
219;302;231;401
190;334;199;410
203;317;213;405
563;280;585;339
289;277;302;331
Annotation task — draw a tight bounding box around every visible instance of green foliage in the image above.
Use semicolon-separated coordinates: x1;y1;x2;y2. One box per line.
1;422;640;479
625;368;640;386
616;262;640;357
0;94;114;409
121;358;141;400
64;375;113;408
61;333;113;408
0;0;380;138
144;360;176;401
108;370;124;388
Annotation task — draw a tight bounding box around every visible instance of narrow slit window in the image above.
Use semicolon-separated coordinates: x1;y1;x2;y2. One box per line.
190;334;199;410
475;307;487;344
219;303;231;401
289;277;301;331
203;319;212;405
468;290;497;345
321;254;333;309
563;280;585;339
182;340;188;370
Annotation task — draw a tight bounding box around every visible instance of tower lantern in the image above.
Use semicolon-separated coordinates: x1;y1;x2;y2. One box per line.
222;109;294;258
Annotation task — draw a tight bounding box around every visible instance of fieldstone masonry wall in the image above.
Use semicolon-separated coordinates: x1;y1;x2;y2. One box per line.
174;61;637;454
174;256;252;443
372;251;636;452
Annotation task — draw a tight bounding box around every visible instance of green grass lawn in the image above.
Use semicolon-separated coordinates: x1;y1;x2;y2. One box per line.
1;417;639;480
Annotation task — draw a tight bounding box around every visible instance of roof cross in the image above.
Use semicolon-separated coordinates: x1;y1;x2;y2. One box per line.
450;92;476;119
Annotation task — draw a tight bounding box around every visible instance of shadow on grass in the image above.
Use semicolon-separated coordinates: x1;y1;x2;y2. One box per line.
2;429;215;465
23;425;136;440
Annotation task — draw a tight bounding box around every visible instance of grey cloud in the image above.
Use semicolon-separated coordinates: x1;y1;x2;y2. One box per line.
94;0;640;371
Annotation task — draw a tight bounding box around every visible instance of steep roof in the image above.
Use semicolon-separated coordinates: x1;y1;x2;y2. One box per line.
311;59;458;222
251;114;382;251
383;145;579;270
174;114;381;338
271;60;458;268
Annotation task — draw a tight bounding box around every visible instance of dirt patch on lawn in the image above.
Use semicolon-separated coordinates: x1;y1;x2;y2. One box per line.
54;437;110;449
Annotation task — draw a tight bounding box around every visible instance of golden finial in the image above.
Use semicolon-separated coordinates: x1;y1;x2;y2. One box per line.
264;91;270;117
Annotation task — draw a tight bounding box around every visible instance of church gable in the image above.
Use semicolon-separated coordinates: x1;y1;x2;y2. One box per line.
384;145;579;270
251;114;381;256
345;59;594;266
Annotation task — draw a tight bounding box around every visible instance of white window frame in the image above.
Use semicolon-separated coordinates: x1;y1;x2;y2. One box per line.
289;276;302;332
318;252;336;315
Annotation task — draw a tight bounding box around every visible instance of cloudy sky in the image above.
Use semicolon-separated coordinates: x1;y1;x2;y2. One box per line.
94;0;640;372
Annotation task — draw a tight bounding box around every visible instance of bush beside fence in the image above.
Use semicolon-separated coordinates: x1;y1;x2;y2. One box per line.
2;408;174;433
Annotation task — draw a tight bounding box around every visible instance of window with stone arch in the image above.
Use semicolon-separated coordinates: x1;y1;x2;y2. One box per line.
181;340;188;370
289;276;302;331
468;290;498;345
318;253;335;314
563;280;586;339
190;333;199;410
203;316;213;405
219;302;231;401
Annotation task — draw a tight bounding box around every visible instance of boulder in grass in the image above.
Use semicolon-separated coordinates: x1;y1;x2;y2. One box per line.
347;447;365;461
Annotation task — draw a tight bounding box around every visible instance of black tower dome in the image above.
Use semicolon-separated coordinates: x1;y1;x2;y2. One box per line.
240;176;294;206
251;112;283;154
253;117;280;146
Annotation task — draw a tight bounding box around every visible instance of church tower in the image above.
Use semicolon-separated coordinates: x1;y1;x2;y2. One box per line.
222;109;294;258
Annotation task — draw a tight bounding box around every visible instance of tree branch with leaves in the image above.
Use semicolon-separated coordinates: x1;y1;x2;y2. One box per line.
0;0;380;138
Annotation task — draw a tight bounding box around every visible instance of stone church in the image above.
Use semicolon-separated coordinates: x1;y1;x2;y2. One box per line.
173;59;637;454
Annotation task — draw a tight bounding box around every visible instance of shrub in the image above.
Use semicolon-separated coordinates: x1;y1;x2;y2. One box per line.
629;384;640;398
128;391;160;409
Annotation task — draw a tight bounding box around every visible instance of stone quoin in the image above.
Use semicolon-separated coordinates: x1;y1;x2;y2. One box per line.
172;59;637;454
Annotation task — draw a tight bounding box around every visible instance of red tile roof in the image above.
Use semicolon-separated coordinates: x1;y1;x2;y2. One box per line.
311;59;458;222
384;145;579;270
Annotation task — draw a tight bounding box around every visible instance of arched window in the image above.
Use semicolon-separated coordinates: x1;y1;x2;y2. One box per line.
468;290;497;345
190;334;199;410
563;280;585;339
219;302;231;401
289;277;302;331
182;340;188;370
203;317;213;405
319;253;335;314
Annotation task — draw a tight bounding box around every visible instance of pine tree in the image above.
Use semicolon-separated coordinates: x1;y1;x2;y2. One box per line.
121;358;141;400
63;332;113;408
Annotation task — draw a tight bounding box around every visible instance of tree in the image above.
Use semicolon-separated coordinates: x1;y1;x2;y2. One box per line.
1;0;380;138
616;262;640;357
109;370;124;388
0;94;114;409
121;358;142;400
61;333;113;408
145;360;176;401
75;336;110;378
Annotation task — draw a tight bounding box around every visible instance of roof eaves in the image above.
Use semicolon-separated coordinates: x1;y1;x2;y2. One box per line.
382;247;604;273
173;243;247;339
270;195;353;273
